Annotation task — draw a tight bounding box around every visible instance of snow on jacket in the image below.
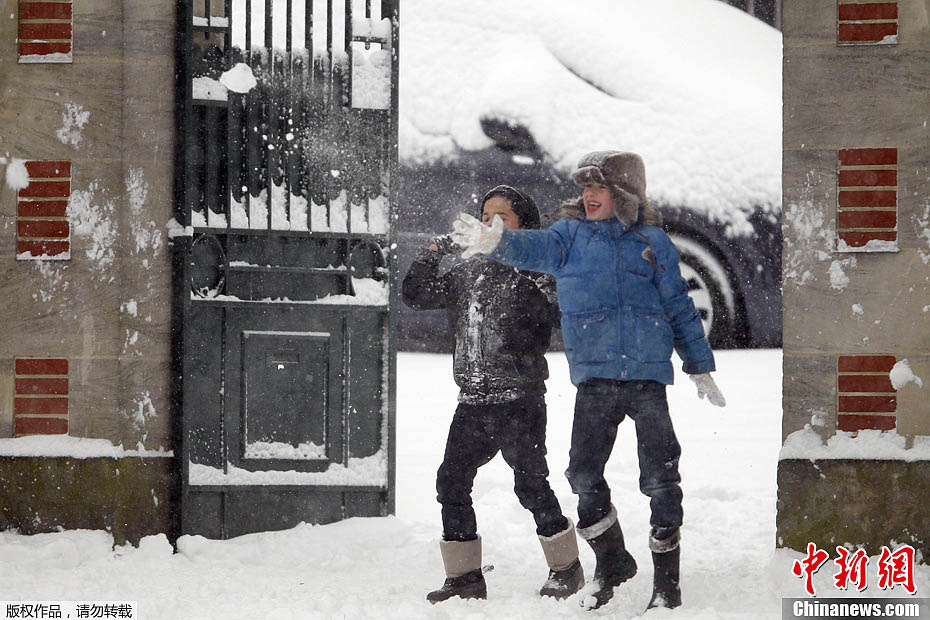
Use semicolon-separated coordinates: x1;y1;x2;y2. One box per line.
488;217;714;387
402;250;559;404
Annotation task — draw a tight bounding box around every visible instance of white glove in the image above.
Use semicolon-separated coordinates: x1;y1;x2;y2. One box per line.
689;373;726;407
451;213;504;259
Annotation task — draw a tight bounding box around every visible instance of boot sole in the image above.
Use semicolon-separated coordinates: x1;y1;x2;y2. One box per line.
583;565;637;610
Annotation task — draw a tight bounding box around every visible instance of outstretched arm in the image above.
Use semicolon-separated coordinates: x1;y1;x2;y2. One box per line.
451;213;574;275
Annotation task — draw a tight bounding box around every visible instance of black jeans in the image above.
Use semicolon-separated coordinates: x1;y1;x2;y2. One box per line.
565;379;682;540
436;393;569;541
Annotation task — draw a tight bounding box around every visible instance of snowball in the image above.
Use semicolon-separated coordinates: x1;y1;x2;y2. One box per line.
220;63;258;94
890;359;924;390
4;157;29;191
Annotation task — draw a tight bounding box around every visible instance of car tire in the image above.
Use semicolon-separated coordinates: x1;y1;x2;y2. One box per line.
668;233;742;349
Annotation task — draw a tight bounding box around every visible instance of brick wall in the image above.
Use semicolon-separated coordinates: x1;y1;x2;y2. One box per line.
837;1;898;44
837;148;897;251
17;161;71;260
13;358;68;436
836;355;896;432
17;0;73;62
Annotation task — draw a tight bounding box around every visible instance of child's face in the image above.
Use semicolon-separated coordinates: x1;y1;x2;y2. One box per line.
582;183;614;221
481;196;523;230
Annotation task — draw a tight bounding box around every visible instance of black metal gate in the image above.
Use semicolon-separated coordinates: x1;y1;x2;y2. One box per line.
173;0;398;539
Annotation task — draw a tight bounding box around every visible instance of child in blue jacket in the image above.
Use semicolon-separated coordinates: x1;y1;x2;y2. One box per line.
451;151;727;612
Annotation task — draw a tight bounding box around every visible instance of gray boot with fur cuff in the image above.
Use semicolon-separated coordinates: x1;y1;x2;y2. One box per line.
538;520;585;599
427;537;487;604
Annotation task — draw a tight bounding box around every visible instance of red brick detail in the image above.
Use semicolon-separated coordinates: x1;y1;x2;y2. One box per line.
838;395;897;413
18;22;71;39
837;169;897;187
18;0;73;60
838;231;898;247
13;357;69;435
14;417;68;436
17;220;70;239
15;358;68;375
838;190;897;208
15;378;68;395
24;161;70;178
838;22;898;43
838;3;898;20
17;200;68;218
17;240;69;257
18;180;70;199
838;355;897;373
837;355;897;431
14;397;68;415
19;2;73;19
838;374;895;393
837;415;896;432
837;210;897;230
838;148;898;166
18;42;72;56
17;161;71;259
837;148;897;249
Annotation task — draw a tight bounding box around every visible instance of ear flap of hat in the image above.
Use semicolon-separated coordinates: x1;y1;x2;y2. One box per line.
600;152;647;203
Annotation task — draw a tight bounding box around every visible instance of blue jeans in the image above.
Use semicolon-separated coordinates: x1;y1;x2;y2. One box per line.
565;379;682;539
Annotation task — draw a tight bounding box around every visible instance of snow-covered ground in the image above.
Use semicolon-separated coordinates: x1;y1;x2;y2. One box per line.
0;349;926;618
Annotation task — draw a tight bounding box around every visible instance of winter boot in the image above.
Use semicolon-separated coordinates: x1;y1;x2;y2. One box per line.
577;506;637;610
538;519;585;599
427;537;487;604
647;530;681;610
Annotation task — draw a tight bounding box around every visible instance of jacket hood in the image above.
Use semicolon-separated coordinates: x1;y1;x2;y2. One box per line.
480;185;541;230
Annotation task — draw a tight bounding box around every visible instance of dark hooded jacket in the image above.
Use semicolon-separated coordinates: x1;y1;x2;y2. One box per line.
402;251;559;404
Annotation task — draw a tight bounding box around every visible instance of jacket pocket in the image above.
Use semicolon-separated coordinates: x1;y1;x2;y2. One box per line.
563;309;615;363
633;313;674;362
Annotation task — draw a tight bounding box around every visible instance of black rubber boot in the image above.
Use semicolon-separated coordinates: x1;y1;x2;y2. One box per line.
582;521;637;610
427;569;487;603
540;558;585;599
647;547;681;610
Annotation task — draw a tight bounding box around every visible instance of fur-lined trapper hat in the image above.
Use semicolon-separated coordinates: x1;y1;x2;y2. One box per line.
480;184;541;230
571;150;661;227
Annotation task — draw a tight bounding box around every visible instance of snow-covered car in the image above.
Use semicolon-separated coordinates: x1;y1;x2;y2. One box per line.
396;0;782;351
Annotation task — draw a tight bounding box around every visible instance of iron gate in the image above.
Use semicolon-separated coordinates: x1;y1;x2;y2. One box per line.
173;0;398;539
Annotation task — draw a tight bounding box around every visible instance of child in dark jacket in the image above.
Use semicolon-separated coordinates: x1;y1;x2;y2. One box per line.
403;185;584;604
450;152;727;612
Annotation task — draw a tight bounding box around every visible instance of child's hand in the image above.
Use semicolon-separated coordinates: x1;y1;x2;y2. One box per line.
451;213;504;258
430;234;462;256
689;373;726;407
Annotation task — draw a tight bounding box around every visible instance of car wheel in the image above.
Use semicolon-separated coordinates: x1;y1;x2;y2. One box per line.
668;233;741;348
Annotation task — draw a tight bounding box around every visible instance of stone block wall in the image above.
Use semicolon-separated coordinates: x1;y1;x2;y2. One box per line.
0;0;176;542
780;0;930;552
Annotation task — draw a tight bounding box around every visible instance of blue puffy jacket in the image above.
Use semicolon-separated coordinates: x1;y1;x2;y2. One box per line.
489;217;715;386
